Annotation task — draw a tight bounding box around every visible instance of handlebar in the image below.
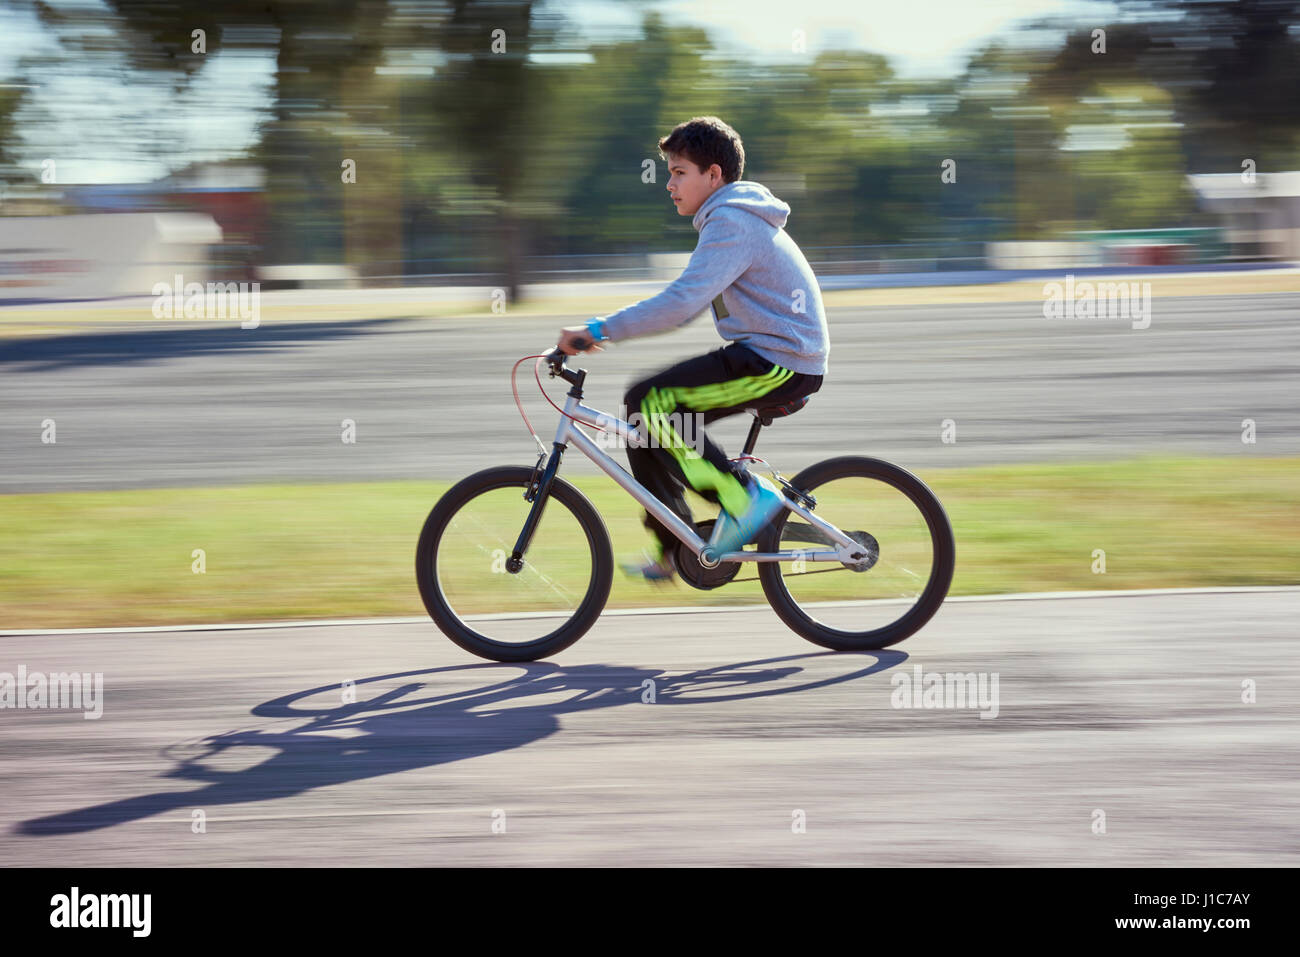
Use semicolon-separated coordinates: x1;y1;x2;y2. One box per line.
545;334;595;375
544;346;588;386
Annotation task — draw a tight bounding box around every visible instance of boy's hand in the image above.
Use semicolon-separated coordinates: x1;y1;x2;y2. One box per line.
557;325;604;356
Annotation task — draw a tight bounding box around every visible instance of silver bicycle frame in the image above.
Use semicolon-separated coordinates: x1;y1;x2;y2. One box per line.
551;390;863;566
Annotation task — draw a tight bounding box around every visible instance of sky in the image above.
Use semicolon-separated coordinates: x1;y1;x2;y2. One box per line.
1;0;1122;184
551;0;1121;77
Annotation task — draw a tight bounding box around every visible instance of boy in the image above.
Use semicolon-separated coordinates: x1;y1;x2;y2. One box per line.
556;116;829;581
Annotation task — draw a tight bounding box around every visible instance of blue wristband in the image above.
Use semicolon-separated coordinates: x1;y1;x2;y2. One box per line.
585;318;608;342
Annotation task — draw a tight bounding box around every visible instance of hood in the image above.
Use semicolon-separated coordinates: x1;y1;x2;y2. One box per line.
692;180;791;232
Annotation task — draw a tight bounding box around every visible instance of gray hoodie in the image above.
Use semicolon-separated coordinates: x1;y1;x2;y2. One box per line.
599;180;829;375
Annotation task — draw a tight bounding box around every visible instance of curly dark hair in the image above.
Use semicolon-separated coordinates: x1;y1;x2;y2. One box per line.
658;116;745;183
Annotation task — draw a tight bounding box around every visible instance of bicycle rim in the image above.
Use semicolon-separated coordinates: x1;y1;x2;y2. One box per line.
765;468;947;636
430;480;601;647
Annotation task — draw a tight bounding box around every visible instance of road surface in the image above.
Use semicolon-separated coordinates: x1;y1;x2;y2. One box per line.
3;590;1296;866
2;293;1297;491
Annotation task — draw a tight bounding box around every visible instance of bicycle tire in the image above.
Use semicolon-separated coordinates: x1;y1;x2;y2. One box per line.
756;456;955;650
416;465;614;662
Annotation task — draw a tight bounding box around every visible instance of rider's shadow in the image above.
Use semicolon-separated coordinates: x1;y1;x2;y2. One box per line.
16;651;905;836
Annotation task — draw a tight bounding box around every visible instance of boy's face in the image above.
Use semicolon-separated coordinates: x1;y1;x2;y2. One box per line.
665;152;725;216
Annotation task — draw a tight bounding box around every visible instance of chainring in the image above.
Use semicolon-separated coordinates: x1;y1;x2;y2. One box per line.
675;520;742;590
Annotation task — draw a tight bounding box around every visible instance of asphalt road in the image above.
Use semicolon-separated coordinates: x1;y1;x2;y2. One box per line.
3;590;1296;866
2;292;1297;492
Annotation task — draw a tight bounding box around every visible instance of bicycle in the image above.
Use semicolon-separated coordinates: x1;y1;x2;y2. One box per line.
416;348;955;662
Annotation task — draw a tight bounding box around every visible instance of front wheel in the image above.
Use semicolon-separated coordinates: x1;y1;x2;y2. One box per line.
416;466;613;662
757;456;955;650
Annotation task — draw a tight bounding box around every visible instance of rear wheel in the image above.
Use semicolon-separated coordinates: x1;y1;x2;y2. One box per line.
416;466;613;662
757;456;955;650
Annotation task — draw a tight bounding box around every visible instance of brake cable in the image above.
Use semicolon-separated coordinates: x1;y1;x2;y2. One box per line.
511;352;610;459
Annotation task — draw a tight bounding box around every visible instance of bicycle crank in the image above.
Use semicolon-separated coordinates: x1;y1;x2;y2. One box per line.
676;520;742;590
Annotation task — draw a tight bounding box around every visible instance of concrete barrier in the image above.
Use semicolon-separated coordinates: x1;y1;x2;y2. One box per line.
985;241;1101;270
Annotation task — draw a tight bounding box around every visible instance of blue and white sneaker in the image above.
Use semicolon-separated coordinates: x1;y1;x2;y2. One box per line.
710;474;786;557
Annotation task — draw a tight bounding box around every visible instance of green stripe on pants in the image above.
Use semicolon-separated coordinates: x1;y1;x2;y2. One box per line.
640;364;794;518
667;366;794;410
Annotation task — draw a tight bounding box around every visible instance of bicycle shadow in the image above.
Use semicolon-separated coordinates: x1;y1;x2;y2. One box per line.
16;650;905;836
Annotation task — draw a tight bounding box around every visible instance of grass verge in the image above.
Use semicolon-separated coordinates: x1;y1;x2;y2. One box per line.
1;455;1296;630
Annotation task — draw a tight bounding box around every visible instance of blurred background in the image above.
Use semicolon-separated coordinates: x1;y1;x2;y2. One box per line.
1;0;1298;297
1;0;1297;628
5;1;1299;872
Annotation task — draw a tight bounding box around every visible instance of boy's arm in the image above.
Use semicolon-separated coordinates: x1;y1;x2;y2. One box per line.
599;210;753;343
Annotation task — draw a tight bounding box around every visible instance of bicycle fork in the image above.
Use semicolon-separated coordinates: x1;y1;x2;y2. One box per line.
505;443;565;574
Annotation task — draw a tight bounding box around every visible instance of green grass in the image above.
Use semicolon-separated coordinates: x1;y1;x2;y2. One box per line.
2;455;1297;630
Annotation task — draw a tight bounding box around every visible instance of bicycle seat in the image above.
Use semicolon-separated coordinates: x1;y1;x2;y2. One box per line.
746;394;810;426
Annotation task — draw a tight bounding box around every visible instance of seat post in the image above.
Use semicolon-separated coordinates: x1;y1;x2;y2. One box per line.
741;414;763;457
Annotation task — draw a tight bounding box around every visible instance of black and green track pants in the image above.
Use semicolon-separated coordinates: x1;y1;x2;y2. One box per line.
623;342;823;559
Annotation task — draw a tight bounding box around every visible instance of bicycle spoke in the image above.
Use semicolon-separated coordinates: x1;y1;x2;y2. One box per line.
455;505;584;607
516;556;581;606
